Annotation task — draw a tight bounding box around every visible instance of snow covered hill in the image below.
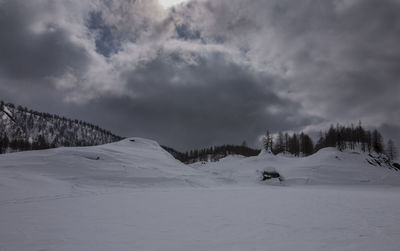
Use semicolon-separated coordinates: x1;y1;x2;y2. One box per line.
1;138;400;251
1;137;399;190
0;138;217;193
192;147;400;186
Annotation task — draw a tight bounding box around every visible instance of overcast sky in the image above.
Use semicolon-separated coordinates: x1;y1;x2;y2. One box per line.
0;0;399;150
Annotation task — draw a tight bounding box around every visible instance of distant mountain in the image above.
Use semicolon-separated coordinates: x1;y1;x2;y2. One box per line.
0;101;122;153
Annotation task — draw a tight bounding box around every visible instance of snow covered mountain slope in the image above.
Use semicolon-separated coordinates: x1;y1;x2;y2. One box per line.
0;102;122;154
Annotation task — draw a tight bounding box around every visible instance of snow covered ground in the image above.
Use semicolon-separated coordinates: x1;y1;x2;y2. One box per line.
1;138;400;251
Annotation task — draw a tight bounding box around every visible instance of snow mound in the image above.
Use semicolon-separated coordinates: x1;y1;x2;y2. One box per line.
0;137;215;194
195;147;400;186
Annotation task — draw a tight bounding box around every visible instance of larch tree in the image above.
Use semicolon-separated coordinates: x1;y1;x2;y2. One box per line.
386;139;398;161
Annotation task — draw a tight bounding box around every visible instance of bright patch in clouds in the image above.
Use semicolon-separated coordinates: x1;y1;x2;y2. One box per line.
159;0;188;8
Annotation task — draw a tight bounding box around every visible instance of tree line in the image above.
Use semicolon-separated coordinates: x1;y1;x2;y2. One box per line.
264;130;315;157
163;142;261;164
165;122;397;164
263;122;397;161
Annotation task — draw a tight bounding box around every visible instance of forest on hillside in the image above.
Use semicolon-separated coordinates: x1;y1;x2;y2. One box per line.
0;101;122;154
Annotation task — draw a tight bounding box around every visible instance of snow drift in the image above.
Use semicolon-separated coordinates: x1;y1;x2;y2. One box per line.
0;137;217;191
192;147;400;186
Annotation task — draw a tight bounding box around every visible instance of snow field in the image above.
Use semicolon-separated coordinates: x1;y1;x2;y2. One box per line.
1;138;400;250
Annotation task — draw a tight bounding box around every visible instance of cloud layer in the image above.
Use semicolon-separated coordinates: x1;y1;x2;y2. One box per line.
0;0;399;149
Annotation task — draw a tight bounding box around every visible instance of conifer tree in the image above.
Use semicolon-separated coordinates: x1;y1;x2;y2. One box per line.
372;130;384;154
263;130;273;152
386;139;397;161
274;131;285;154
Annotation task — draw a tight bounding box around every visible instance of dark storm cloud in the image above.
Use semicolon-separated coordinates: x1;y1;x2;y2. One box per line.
87;53;320;150
176;0;400;125
0;0;90;81
0;0;399;149
0;0;117;102
279;0;400;125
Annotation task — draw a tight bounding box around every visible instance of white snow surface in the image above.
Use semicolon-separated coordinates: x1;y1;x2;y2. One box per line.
192;147;400;186
1;138;400;251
